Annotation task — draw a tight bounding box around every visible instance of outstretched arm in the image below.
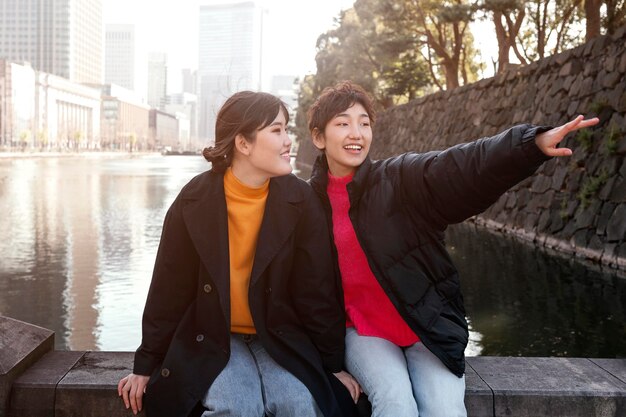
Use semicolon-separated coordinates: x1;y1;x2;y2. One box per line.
401;116;599;227
535;115;599;157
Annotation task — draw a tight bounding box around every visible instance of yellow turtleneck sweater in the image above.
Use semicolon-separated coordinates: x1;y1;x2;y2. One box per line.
224;168;269;334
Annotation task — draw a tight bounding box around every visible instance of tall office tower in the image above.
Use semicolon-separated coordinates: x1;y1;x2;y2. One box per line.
105;24;135;90
181;68;197;95
147;52;167;110
198;1;263;141
0;0;103;83
269;74;298;125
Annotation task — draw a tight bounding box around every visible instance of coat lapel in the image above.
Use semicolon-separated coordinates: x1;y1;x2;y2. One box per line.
250;176;303;287
179;173;305;318
181;171;231;321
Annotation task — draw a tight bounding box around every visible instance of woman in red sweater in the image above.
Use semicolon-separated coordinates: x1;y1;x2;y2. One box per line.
307;81;598;417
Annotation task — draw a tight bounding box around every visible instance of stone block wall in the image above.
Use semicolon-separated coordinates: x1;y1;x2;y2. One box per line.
297;27;626;271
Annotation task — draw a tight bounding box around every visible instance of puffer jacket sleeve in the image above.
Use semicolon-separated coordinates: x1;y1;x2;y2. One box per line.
289;186;346;373
133;192;200;376
400;124;552;228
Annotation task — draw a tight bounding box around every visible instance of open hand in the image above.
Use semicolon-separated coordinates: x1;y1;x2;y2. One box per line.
333;370;362;403
118;373;150;415
535;115;599;157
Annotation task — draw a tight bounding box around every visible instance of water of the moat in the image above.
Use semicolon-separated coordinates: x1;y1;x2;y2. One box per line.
0;155;623;357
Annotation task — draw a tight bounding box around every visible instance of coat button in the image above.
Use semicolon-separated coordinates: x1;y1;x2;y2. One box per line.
265;287;272;294
161;368;170;378
196;334;205;342
203;284;212;293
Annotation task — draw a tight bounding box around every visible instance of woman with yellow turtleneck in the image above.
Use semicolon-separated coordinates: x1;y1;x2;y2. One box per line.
118;91;360;417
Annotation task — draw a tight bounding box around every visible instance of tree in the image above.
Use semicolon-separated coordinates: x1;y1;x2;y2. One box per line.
352;0;432;103
294;1;434;145
74;130;82;150
19;130;30;150
517;0;585;62
130;132;137;153
604;0;626;34
480;0;526;72
37;130;48;151
312;9;379;99
585;0;602;39
292;75;316;144
583;0;626;39
304;3;433;107
377;0;478;89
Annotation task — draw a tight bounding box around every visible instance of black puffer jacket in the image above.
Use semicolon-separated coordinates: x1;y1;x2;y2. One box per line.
309;124;551;377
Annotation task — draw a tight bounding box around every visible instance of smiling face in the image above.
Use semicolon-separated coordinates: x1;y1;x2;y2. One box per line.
232;109;292;187
312;103;372;177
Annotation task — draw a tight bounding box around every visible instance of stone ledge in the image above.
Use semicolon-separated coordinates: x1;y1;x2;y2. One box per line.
9;351;142;417
0;317;54;417
55;351;138;417
5;352;626;417
2;316;625;417
467;357;626;417
10;350;84;417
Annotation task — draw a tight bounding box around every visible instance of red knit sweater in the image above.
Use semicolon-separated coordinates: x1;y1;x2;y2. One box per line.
327;173;419;347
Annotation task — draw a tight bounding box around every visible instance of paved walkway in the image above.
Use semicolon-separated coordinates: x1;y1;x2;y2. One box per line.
0;151;161;159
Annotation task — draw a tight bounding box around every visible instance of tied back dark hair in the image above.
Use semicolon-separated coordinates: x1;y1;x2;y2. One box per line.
203;91;289;172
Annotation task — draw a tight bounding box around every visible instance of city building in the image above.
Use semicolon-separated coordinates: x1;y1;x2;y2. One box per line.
164;92;198;150
149;109;179;151
0;0;103;84
105;24;135;91
174;112;191;151
198;1;263;141
95;84;150;151
269;74;299;152
181;68;197;95
0;61;36;149
36;72;102;150
0;60;100;150
269;75;298;115
147;52;167;110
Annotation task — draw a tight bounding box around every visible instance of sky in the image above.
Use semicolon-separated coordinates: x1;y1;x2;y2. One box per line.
102;0;499;98
102;0;356;96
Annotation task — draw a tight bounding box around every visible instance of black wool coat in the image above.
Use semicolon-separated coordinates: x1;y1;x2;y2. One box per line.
133;169;350;417
309;124;551;378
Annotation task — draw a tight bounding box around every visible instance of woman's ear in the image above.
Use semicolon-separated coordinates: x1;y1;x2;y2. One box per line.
234;133;250;156
311;128;325;151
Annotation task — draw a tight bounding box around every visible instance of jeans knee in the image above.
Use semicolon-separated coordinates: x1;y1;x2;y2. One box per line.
274;393;321;417
202;398;264;417
412;378;466;417
240;401;265;417
369;387;418;417
416;396;466;417
372;400;418;417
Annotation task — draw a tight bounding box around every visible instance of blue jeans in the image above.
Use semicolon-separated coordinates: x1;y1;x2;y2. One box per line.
345;327;466;417
201;334;323;417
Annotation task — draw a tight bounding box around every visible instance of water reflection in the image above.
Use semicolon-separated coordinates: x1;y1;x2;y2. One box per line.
0;155;209;350
0;156;623;357
447;223;626;357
